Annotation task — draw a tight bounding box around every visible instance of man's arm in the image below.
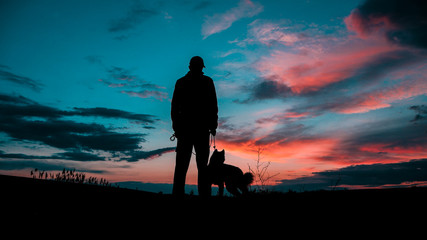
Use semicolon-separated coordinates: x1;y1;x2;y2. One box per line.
171;81;180;134
208;78;218;134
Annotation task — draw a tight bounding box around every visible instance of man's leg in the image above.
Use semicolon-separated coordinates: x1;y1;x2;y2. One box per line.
172;136;193;196
194;132;211;197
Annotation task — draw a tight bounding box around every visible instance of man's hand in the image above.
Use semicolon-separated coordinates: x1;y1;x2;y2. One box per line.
210;129;216;136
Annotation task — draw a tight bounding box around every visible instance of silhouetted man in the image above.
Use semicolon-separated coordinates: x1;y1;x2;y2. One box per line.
171;56;218;197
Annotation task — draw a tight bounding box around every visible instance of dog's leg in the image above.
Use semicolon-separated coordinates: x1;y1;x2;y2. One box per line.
240;185;249;195
226;184;241;197
218;182;224;197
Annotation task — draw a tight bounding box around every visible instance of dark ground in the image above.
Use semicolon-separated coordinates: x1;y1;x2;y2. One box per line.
2;174;427;230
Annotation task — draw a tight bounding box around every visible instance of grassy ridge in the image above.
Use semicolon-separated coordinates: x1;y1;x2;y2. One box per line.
2;174;427;224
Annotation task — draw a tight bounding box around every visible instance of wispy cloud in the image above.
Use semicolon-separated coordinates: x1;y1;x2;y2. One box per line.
71;107;158;124
108;0;158;40
202;0;263;39
409;105;427;122
98;66;168;101
121;90;169;102
0;65;43;91
245;19;302;46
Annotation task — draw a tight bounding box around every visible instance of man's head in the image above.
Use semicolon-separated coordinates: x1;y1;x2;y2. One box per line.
189;56;205;72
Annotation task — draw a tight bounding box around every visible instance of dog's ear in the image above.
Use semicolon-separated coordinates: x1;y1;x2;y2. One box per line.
209;149;221;166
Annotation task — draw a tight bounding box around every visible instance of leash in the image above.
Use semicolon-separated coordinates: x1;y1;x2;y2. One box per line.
210;133;216;149
170;133;176;141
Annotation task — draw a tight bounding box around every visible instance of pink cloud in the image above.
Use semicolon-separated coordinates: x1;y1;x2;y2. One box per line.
344;9;396;39
255;39;397;94
202;0;263;39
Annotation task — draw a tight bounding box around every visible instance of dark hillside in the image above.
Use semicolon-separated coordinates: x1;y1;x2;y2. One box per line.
2;174;427;225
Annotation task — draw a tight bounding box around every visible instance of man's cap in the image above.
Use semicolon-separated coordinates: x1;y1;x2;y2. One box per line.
189;56;206;68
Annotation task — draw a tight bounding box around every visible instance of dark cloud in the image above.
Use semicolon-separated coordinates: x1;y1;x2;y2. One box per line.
71;107;157;124
217;118;257;145
251;79;293;100
349;0;427;49
0;65;43;91
52;150;106;161
0;159;69;171
126;147;176;162
106;66;136;81
86;61;168;101
99;66;168;101
0;117;143;152
0;101;63;119
0;150;51;160
350;49;426;86
316;117;427;164
0;93;158;124
234;78;293;103
0;149;104;162
0;158;105;173
255;123;309;146
0;94;36;105
275;158;427;191
108;1;158;39
0;93;173;162
409;105;427;122
350;119;427;150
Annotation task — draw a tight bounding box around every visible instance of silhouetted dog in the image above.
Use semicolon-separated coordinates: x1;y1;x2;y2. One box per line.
207;149;254;196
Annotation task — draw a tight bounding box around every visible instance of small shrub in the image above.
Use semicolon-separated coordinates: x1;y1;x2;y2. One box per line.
30;168;115;187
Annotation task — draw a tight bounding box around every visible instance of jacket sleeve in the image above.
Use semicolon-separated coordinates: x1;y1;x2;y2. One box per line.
208;78;218;131
171;80;180;132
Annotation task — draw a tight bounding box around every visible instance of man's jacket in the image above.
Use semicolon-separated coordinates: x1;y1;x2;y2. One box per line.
171;71;218;135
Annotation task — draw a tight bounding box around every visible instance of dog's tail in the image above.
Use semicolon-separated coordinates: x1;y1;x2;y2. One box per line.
242;172;254;186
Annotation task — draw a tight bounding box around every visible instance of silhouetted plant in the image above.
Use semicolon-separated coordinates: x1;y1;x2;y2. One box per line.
248;147;279;193
30;168;116;187
331;174;342;191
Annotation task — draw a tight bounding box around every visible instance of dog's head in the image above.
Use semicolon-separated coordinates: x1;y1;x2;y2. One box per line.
209;149;225;166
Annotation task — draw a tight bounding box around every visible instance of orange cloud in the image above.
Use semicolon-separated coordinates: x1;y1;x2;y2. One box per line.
217;136;338;164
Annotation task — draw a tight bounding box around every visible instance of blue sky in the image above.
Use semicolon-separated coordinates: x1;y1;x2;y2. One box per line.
1;0;426;193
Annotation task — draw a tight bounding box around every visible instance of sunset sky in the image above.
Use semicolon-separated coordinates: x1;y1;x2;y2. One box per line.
1;0;426;193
